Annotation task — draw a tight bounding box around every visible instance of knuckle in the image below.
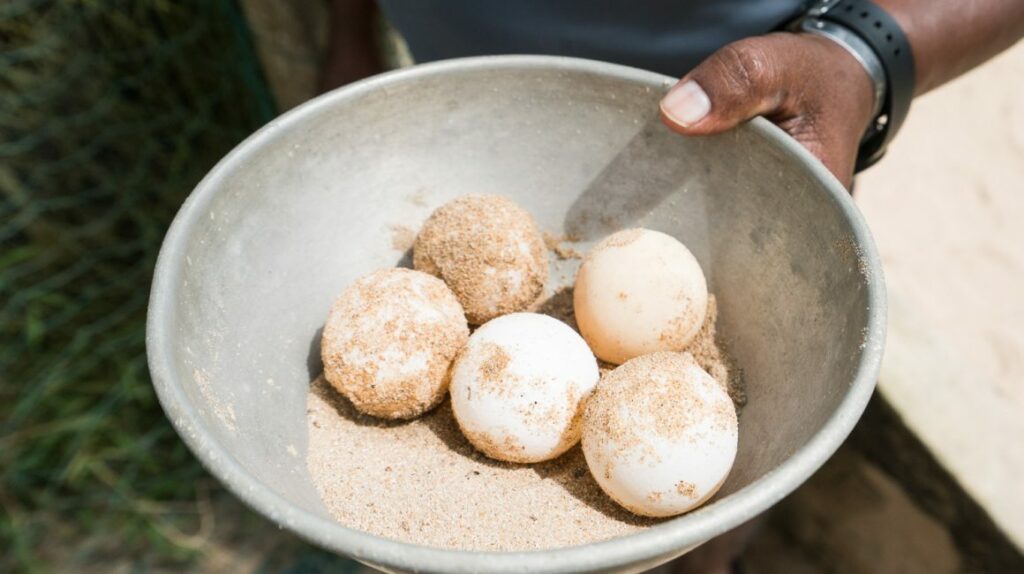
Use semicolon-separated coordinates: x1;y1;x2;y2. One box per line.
778;114;821;143
716;42;773;93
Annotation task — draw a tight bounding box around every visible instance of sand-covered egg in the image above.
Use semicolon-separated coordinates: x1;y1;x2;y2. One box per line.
320;268;469;420
582;352;737;517
414;195;548;324
574;228;708;365
450;313;599;463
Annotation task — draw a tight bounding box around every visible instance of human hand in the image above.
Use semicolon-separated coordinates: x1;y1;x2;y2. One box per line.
659;33;877;189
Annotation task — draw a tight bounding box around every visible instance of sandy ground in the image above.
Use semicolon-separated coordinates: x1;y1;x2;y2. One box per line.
856;42;1024;548
744;446;962;574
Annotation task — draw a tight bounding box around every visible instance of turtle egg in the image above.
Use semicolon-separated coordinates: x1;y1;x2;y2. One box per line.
320;268;469;420
574;228;708;365
450;312;599;463
414;195;548;324
582;352;738;517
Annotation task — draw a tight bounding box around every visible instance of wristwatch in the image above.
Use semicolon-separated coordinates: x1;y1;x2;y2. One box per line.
790;0;916;171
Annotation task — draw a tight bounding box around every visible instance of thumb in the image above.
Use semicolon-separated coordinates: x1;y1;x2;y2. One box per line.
660;37;790;135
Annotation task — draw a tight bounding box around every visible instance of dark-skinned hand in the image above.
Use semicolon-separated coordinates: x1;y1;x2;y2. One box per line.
660;32;877;189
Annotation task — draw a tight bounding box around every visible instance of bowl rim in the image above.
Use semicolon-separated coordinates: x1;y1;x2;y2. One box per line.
146;54;886;573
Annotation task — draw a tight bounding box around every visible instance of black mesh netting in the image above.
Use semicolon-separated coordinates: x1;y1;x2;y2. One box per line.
0;0;277;568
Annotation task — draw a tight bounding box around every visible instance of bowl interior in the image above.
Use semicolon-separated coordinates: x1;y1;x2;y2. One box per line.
149;57;879;572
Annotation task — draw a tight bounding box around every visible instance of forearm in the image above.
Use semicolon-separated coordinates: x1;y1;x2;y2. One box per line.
321;0;384;91
873;0;1024;94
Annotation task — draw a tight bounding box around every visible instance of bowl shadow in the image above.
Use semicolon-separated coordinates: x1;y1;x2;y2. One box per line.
530;446;658;527
306;326;324;381
419;400;521;471
419;393;657;527
395;247;414;269
309;376;417;430
534;285;578;332
563;116;695;241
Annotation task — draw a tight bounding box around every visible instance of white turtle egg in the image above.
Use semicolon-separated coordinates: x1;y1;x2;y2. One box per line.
574;228;708;365
582;352;738;517
450;312;599;463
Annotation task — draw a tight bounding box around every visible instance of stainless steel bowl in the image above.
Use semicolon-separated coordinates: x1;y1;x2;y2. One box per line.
146;55;886;573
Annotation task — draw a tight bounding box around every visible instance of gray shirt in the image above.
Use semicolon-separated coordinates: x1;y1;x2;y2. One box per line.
378;0;803;77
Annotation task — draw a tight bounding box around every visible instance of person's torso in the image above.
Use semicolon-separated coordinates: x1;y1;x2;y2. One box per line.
378;0;804;77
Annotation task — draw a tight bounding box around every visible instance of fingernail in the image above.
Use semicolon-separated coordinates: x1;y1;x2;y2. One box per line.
661;80;711;127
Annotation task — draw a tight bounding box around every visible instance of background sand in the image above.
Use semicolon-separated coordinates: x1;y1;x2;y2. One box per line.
856;43;1024;548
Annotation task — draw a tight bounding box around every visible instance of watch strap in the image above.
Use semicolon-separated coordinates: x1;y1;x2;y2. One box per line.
811;0;916;170
798;18;887;121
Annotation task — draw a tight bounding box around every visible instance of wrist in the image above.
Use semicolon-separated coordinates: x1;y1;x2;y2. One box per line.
797;18;886;123
794;32;878;133
322;0;385;90
795;0;917;170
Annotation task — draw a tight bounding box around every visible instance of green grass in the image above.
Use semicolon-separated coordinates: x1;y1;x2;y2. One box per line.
0;1;345;571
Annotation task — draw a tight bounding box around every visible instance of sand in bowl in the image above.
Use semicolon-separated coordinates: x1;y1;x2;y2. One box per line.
306;292;743;551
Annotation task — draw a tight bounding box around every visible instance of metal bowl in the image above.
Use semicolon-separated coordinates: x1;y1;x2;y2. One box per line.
147;55;885;573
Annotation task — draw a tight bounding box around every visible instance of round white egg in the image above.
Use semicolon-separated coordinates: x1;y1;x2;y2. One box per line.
414;195;548;325
582;352;737;517
320;268;469;420
450;312;600;463
574;228;708;365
